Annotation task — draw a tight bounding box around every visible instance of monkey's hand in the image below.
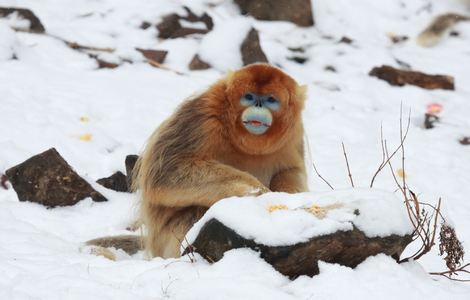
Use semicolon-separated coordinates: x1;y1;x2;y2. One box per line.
144;160;269;208
244;185;270;197
270;167;308;193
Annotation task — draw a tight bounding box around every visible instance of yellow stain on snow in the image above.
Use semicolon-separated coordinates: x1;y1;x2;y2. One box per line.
267;203;344;219
80;116;90;123
79;133;92;141
267;204;289;213
397;168;406;178
305;203;344;219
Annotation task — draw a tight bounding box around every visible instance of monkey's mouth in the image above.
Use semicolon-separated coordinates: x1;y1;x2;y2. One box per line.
243;120;270;128
241;107;273;135
241;117;272;135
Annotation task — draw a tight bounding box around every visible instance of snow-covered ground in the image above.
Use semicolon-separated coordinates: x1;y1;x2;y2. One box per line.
1;0;470;299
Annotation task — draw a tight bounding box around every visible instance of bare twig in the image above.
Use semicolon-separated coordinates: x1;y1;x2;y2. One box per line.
145;58;187;76
305;134;335;190
341;142;354;188
370;110;411;188
311;161;335;190
430;263;470;282
172;230;196;263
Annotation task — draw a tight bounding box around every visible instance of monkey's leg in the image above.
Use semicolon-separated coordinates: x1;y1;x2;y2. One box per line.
142;161;269;257
145;160;270;208
270;167;308;193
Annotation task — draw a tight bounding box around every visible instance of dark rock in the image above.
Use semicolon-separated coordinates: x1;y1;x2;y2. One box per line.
5;148;107;208
369;65;455;90
339;36;353;44
288;56;308;64
389;35;409;44
324;65;337;72
0;7;45;33
187;218;412;278
157;14;180;39
157;7;213;39
140;21;152;30
87;53;119;69
234;0;314;27
288;47;306;53
95;58;119;69
182;6;213;30
1;173;9;190
189;54;211;70
240;28;268;66
424;113;440;129
125;155;139;190
459;137;470;145
97;171;128;192
135;48;168;64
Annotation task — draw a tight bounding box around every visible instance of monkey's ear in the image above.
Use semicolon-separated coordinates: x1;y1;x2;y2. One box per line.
225;70;235;80
295;85;308;104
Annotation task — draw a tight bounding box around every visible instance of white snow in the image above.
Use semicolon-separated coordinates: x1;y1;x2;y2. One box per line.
1;0;470;299
0;22;18;60
198;17;252;71
186;189;413;247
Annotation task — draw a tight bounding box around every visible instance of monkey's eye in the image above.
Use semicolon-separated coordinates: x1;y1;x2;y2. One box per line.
264;96;280;111
244;93;255;101
266;96;277;104
240;93;256;107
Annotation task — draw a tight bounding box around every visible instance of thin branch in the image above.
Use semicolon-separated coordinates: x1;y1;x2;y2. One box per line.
385;141;404;194
341;142;354;188
430;263;470;282
304;134;335;190
311;161;335;190
370;113;411;188
146;58;187;76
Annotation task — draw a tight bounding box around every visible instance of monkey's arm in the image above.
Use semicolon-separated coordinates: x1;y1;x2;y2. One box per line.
144;160;269;208
270;167;308;193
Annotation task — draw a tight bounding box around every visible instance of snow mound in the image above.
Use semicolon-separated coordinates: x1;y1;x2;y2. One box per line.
0;23;19;60
185;188;414;247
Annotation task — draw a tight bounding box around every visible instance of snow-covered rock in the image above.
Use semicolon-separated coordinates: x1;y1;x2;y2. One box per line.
185;189;414;277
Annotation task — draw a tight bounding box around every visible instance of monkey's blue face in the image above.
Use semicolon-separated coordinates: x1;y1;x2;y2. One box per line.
240;92;280;135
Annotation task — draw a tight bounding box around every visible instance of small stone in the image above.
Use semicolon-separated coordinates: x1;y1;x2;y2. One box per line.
459;137;470;145
140;21;152;30
125;154;139;190
135;48;168;64
97;171;129;192
324;65;337;72
156;7;213;39
339;36;353;44
288;56;308;64
1;173;9;190
95;58;119;69
189;54;211;70
424;113;439;129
